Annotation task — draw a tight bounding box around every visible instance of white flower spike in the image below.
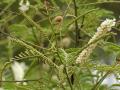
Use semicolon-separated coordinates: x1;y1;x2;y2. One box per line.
76;18;116;64
19;0;30;12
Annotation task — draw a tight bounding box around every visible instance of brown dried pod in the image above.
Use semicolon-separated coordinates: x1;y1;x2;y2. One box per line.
54;16;63;24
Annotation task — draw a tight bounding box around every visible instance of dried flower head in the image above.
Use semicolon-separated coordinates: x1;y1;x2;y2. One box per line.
76;18;116;64
54;16;63;24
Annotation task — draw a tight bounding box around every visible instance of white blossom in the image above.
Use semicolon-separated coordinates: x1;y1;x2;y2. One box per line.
0;87;4;90
11;61;27;84
91;19;116;43
76;18;116;64
19;0;30;12
97;18;116;31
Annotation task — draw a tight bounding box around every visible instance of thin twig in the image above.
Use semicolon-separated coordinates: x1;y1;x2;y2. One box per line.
73;0;80;47
67;8;99;27
0;79;41;82
0;1;15;16
79;1;120;6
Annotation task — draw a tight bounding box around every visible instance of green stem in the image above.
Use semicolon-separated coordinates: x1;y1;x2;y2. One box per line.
73;0;80;47
44;3;73;90
0;78;41;82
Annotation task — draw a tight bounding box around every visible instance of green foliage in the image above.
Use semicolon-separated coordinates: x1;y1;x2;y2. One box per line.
0;0;120;90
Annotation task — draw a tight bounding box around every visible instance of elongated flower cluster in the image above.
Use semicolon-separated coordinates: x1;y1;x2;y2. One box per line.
19;0;30;12
76;19;116;64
